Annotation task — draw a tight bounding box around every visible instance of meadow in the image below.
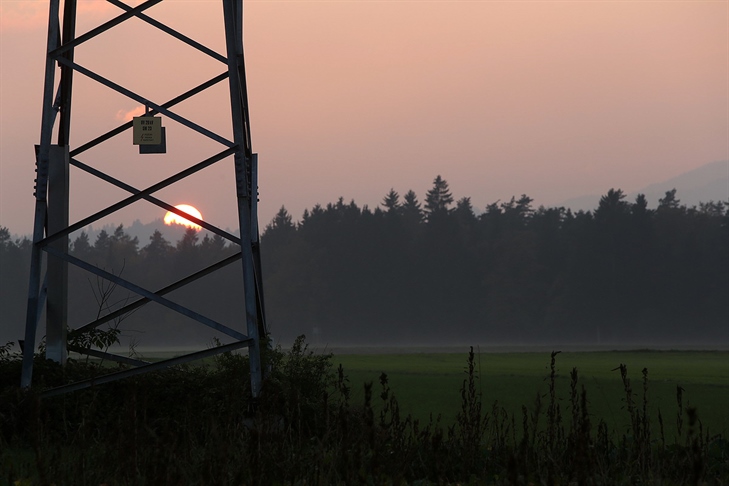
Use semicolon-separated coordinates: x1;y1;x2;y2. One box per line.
1;341;728;484
333;349;729;438
101;344;729;438
91;345;729;434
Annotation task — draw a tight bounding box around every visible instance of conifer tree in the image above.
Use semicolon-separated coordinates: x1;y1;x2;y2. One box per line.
268;206;295;232
424;175;454;218
177;227;199;252
143;229;172;261
402;190;423;224
454;196;477;226
382;189;401;214
658;188;680;210
595;188;629;222
71;231;92;258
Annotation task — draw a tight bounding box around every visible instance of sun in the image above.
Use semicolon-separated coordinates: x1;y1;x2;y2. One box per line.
164;204;203;230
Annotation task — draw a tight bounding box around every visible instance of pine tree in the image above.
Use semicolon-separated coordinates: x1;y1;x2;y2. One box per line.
144;229;172;261
382;189;401;214
177;227;199;252
0;227;11;251
658;188;680;210
110;224;139;259
424;175;454;218
402;190;423;224
596;188;628;219
500;195;534;228
264;206;297;252
71;231;92;258
268;206;295;232
454;196;477;225
94;230;110;253
200;234;227;258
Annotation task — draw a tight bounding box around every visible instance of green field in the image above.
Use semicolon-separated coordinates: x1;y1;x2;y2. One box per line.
4;346;727;483
331;349;729;438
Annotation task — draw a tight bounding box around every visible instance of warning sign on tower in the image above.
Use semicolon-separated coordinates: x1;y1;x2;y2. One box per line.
133;116;162;145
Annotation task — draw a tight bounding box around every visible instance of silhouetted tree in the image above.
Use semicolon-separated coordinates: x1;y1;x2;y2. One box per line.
200;234;228;261
658;188;680;210
143;230;172;261
501;195;534;229
93;229;111;261
595;189;629;223
108;224;139;271
454;197;477;226
424;175;453;219
401;190;423;225
268;206;295;233
0;227;10;251
0;228;31;341
382;189;401;215
71;231;92;259
173;228;201;278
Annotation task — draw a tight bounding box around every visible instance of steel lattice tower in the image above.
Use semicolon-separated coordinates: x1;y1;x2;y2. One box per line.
21;0;267;398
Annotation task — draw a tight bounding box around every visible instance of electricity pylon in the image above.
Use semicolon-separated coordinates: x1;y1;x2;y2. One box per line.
20;0;267;398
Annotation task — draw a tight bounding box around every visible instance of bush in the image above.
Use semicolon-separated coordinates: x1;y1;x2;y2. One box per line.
0;339;726;484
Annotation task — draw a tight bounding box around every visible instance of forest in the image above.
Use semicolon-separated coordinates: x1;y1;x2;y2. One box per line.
1;176;727;348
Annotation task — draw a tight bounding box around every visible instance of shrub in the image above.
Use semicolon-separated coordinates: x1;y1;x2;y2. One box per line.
0;338;726;484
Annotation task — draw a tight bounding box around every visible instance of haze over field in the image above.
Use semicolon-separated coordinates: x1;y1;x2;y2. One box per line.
1;0;727;236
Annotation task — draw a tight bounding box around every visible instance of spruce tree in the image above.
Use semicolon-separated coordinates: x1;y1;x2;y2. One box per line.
424;175;454;218
402;190;423;224
382;189;401;214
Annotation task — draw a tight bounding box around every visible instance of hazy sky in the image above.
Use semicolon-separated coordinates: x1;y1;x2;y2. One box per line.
1;0;727;237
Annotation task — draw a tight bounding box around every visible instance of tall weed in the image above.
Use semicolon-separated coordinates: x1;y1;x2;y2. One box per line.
0;338;726;484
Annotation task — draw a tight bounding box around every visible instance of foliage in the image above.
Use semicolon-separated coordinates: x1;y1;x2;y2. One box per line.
0;341;19;363
67;327;121;352
424;174;454;218
259;184;728;345
0;339;727;484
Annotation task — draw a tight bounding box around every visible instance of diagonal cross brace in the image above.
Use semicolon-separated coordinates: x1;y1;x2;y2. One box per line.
69;156;241;245
55;57;234;148
70;251;242;336
44;246;248;342
67;345;150;367
71;72;229;158
49;0;162;58
38;147;237;248
42;339;253;398
107;0;228;64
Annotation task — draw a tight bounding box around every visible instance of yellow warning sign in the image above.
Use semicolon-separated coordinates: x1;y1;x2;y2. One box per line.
133;116;162;145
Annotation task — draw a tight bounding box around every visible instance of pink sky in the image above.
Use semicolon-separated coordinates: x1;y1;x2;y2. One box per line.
1;0;727;236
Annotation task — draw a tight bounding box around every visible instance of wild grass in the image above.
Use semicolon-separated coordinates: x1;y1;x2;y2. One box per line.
0;338;727;484
336;350;729;438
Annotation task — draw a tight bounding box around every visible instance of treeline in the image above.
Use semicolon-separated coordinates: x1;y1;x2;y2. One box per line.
1;176;727;346
0;225;244;346
260;177;728;345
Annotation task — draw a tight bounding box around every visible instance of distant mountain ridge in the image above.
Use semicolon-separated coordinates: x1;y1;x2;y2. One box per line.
559;160;729;212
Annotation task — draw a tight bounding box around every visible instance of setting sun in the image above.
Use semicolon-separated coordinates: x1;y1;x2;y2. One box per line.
164;204;203;230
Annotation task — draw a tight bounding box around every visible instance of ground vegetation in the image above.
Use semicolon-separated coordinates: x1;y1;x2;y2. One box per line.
0;338;727;484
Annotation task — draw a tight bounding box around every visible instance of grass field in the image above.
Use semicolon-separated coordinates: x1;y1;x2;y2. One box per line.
83;345;729;438
4;344;727;483
331;349;729;439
